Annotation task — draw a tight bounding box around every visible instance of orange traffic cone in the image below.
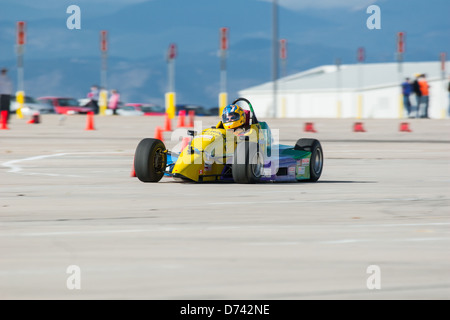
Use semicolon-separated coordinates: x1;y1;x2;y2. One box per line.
187;110;195;128
131;158;136;177
0;111;9;130
163;113;172;131
85;111;95;131
177;110;186;128
304;122;317;133
399;122;412;132
154;126;164;141
353;122;366;132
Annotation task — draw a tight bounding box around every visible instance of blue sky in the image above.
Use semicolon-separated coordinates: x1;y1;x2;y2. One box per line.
0;0;449;106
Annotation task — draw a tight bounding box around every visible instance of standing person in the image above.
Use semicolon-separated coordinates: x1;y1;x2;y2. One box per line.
0;68;13;123
401;77;413;118
108;89;120;115
412;73;422;118
418;74;430;118
87;85;99;114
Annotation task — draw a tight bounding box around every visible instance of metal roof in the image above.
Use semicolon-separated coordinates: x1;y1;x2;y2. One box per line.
240;61;449;92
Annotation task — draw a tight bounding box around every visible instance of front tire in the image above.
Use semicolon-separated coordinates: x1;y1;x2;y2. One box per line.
232;141;263;184
294;138;323;182
134;138;167;182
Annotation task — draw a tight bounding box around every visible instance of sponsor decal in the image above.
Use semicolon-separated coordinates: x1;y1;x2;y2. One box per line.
199;170;203;175
297;166;306;175
263;168;272;177
288;167;295;175
203;129;224;138
302;158;310;166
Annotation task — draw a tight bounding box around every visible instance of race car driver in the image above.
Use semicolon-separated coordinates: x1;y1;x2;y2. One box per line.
221;104;249;136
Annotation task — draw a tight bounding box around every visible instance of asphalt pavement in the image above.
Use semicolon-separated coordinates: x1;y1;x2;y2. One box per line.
1;114;449;300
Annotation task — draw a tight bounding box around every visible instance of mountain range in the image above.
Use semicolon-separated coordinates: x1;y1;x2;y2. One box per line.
0;0;449;108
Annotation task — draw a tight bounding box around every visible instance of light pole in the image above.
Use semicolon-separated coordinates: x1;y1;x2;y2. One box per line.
357;47;365;119
99;30;108;115
16;21;26;119
280;39;287;117
440;52;447;119
272;0;279;118
397;32;405;118
336;58;342;118
165;43;177;119
218;27;228;116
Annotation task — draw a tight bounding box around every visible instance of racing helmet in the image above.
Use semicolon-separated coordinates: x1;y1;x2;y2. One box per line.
222;104;246;130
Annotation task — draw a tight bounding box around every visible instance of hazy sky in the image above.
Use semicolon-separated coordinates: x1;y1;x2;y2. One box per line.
0;0;448;105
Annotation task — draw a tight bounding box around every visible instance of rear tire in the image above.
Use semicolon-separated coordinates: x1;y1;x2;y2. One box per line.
232;141;263;184
134;138;167;182
294;138;323;182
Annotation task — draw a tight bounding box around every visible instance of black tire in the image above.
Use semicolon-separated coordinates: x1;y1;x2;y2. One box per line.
232;141;263;184
294;138;323;182
134;138;167;182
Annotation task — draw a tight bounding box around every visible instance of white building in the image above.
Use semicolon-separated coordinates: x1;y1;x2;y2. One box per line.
239;61;449;119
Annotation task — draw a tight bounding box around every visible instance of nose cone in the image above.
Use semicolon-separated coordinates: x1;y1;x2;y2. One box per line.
172;151;203;181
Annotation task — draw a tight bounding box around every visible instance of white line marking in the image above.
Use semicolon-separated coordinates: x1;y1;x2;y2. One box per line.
210;197;449;205
16;229;149;237
7;229;450;245
1;151;124;177
1;222;449;238
321;237;450;244
206;222;450;230
2;153;68;174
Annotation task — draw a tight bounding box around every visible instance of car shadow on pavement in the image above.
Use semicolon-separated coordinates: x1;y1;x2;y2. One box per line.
315;180;377;184
160;179;377;184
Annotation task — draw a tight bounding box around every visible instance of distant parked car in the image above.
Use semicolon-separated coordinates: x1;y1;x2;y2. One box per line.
207;107;219;116
37;96;93;114
78;98;91;107
116;105;144;116
10;95;55;115
176;104;210;116
126;103;166;116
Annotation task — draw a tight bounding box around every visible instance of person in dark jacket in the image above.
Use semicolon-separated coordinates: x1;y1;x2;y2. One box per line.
86;85;100;114
401;77;413;118
412;74;422;118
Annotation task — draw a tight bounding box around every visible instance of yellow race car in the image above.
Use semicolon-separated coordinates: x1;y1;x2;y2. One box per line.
134;98;323;183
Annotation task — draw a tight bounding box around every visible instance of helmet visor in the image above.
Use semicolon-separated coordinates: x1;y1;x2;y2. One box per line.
222;112;241;123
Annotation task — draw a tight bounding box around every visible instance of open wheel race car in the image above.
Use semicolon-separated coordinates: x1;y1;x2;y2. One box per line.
134;98;323;183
